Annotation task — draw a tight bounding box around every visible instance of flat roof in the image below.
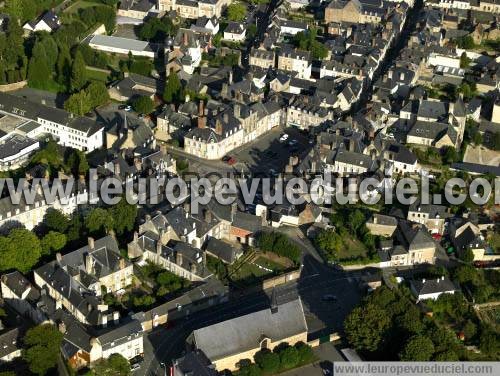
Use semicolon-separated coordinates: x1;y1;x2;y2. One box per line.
89;34;152;52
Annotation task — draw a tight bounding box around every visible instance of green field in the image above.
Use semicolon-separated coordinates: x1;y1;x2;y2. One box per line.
229;256;285;285
85;67;110;83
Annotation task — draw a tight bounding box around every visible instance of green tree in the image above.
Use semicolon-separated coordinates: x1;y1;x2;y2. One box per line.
23;324;63;376
463;320;477;340
479;326;499;356
86;81;110;108
348;209;365;235
254;350;280;374
400;335;435;361
5;0;23;21
163;71;182;103
295;342;314;363
459;52;471;68
434;350;459;361
459;248;475;263
56;44;72;88
456;36;474;49
85;208;114;234
110;199;138;235
344;303;390;352
279;346;299;369
92;353;130;376
44;209;70;233
64;90;92;115
315;230;342;260
227;3;246;22
0;229;42;273
132;95;154;114
41;231;67;256
27;56;51;89
70;51;87;92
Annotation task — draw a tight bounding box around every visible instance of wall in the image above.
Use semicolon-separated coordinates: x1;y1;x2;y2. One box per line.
0;80;28;92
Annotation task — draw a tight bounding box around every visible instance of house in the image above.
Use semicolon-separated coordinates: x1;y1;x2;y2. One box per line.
108;73;160;102
172;350;218;376
379;222;437;267
366;214;398;237
324;148;376;177
167;28;203;75
23;11;60;34
188;298;308;371
118;0;156;20
448;219;496;262
1;271;49;324
61;314;144;369
158;0;229;18
0;327;22;363
325;0;388;25
249;47;275;69
383;143;419;175
105;113;155;152
277;46;312;80
286;97;333;129
407;201;450;235
278;19;309;36
223;22;246;42
410;276;459;302
190;16;220;35
230;210;263;246
205;237;243;264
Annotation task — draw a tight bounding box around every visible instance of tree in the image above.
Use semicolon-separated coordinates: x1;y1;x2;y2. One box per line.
163;71;182;103
0;229;42;273
56;44;72;88
348;209;365;235
315;230;342;260
463;320;477;340
399;335;435;361
434;350;459;361
70;51;87;92
92;353;130;376
4;0;23;20
479;326;499;356
344;303;390;352
64;90;92;115
459;248;474;263
23;324;63;375
456;36;474;49
41;231;67;256
442;146;458;164
238;363;262;376
227;3;246;22
85;208;114;235
459;52;471;68
111;199;138;235
279;346;299;369
132;95;154;114
44;209;70;233
27;55;51;89
254;350;280;374
295;342;314;363
86;81;110;108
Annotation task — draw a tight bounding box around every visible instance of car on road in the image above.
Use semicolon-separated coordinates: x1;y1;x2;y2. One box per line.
288;139;298;146
222;156;236;165
279;134;289;142
130;363;141;372
322;294;338;302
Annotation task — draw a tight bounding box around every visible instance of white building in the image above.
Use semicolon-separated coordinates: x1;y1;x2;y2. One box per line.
89;35;157;58
23;11;60;34
223;22;246;42
410;276;459;302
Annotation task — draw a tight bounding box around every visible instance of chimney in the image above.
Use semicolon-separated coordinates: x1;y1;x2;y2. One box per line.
156;240;162;255
176;251;183;266
190;262;197;275
114;161;120;176
183;32;188;46
204;208;212;223
88;237;95;251
198;101;206;128
198;100;204;117
422;278;426;284
228;70;233;85
373;215;378;224
101;314;107;328
113;311;120;324
85;253;93;275
56;253;62;263
184;200;190;214
349;138;356;152
58;321;66;334
133;231;138;243
234;103;240;118
223;112;229;123
231;202;238;219
119;258;125;270
215;119;223;135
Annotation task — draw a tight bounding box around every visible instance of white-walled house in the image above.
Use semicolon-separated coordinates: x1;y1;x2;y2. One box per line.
410;276;459;302
223;22;246;42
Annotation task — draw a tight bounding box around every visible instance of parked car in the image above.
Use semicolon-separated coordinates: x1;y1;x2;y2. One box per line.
222;156;236;165
279;134;289;142
288;139;298;146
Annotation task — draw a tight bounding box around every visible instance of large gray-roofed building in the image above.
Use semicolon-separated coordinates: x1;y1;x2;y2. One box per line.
190;298;308;370
89;35;156;58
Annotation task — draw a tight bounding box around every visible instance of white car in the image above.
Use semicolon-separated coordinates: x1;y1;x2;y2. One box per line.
279;134;289;142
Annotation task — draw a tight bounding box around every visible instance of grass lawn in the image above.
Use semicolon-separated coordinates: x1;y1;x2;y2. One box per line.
86;67;110;83
337;238;368;260
63;0;101;14
229;256;284;285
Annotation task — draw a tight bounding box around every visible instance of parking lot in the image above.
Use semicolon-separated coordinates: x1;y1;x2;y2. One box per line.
230;126;313;174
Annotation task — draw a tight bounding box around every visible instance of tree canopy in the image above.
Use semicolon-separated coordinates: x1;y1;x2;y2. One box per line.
163;71;183;103
91;353;130;376
0;229;42;273
227;3;247;22
23;324;63;376
132;95;155;114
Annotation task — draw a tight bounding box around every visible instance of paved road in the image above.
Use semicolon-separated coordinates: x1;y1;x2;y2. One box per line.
139;255;369;375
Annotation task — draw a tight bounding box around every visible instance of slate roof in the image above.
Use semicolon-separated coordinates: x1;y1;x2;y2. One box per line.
172;350;218;376
205;237;243;264
417;100;448;120
411;276;459;297
0;327;21;359
192;299;307;362
225;22;245;34
232;211;262;233
408;200;449;219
